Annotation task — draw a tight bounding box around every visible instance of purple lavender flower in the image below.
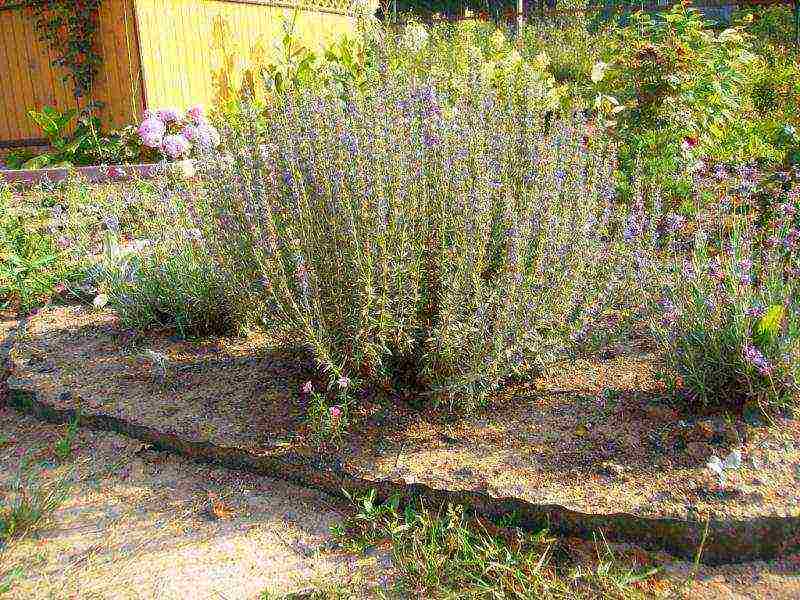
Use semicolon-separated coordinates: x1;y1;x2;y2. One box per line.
780;202;797;218
623;222;638;243
784;228;800;250
665;213;686;233
737;259;753;285
743;343;772;376
708;257;725;282
744;305;765;318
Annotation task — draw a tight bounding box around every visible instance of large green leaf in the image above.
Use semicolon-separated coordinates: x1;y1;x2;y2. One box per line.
21;154;53;170
754;304;785;346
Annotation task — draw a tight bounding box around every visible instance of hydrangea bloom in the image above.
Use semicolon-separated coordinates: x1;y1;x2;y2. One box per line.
161;134;190;159
156;108;182;123
186;105;205;124
329;406;342;420
138;117;166;148
183;122;221;150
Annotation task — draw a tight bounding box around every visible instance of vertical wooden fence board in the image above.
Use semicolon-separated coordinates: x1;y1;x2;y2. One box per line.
0;0;143;146
133;0;363;111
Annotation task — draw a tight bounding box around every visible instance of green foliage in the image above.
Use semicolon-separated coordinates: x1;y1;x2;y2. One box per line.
305;391;349;444
0;454;72;543
652;214;800;412
11;106;142;170
53;413;80;463
57;178;235;336
0;187;84;312
21;0;102;98
201;80;649;408
333;492;666;599
592;5;759;196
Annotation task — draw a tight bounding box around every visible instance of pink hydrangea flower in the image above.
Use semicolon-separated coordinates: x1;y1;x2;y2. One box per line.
301;381;313;394
138;117;166;148
161;134;190;159
182;123;221;150
195;123;221;150
329;406;342;421
187;105;205;124
156;107;183;123
182;124;199;142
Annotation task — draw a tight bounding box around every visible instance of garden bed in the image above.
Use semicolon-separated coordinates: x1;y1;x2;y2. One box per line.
0;160;194;187
3;305;800;565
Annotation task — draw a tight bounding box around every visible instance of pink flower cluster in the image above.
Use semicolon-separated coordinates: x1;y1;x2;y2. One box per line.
137;105;221;160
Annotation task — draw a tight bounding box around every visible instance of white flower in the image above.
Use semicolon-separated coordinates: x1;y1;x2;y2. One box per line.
707;447;742;486
402;23;429;54
93;293;110;309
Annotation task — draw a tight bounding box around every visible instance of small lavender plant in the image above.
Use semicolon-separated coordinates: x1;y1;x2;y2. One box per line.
652;197;800;412
196;49;659;409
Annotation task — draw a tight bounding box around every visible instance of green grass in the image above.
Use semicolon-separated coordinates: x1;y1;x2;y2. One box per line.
324;491;673;600
0;454;73;543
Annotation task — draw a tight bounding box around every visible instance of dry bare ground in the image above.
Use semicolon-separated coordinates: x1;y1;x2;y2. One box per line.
0;410;375;600
2;307;800;599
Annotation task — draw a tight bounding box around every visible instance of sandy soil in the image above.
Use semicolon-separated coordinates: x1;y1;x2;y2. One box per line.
6;305;800;524
0;409;376;600
2;305;800;599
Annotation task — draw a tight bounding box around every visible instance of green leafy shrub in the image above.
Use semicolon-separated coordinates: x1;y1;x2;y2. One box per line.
5;106;142;170
593;4;759;198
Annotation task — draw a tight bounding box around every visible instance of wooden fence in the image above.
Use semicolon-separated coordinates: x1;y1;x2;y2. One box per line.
0;0;366;148
0;0;144;147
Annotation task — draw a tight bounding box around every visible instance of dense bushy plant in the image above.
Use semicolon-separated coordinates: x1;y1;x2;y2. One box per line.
652;183;800;411
196;57;659;408
592;4;759;199
71;178;234;336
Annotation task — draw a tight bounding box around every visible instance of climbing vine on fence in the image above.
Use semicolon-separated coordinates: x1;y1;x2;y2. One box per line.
15;0;103;98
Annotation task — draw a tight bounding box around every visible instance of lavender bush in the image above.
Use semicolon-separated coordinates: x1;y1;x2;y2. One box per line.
652;186;800;412
194;54;661;409
54;177;234;336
